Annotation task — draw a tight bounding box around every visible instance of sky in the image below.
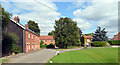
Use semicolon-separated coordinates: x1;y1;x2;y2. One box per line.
0;0;119;38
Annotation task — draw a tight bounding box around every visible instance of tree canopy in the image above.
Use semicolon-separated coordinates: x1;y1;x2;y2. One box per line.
54;17;81;48
93;26;108;41
48;30;55;36
84;33;94;36
1;7;12;29
28;20;40;35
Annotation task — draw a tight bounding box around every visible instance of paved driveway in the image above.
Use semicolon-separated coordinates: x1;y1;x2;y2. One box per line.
4;49;56;63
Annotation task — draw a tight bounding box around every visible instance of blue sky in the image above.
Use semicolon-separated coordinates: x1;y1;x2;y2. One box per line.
0;0;118;38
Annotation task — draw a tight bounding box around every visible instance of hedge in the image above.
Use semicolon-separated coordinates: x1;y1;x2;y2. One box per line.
40;43;55;48
40;45;47;48
92;41;107;47
46;43;55;48
107;40;120;45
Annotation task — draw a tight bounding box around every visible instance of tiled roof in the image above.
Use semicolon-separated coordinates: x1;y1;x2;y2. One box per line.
113;32;120;40
10;18;39;36
40;35;54;40
84;36;93;39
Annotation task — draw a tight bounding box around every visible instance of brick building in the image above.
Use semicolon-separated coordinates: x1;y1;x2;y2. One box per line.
113;32;120;40
25;24;40;52
40;35;55;45
84;36;93;47
3;16;40;55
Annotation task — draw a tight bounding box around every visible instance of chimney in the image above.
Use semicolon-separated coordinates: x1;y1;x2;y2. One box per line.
25;24;28;28
14;16;20;23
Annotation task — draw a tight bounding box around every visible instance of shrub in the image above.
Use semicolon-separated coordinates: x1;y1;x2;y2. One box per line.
2;32;22;54
40;40;44;45
40;45;47;48
92;41;107;47
46;43;55;48
107;40;120;45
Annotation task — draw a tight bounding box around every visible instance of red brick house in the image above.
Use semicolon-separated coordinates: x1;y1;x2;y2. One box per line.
40;35;55;45
3;16;40;54
113;32;120;40
84;36;93;47
25;24;40;52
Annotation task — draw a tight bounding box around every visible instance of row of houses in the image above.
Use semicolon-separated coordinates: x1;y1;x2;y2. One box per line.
3;16;55;55
3;16;119;56
83;32;120;47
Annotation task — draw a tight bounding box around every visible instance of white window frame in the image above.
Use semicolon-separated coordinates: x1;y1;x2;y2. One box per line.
28;34;30;39
32;35;33;39
29;43;30;50
87;39;90;42
32;43;34;50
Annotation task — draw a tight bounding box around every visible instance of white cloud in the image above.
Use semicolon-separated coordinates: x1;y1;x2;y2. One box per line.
73;0;118;38
73;18;92;30
73;1;118;20
1;0;61;35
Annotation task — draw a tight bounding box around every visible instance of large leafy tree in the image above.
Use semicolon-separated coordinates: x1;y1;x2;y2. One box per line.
1;7;22;55
48;30;55;36
28;20;40;35
84;33;94;36
54;17;81;48
1;7;12;29
93;26;108;41
79;28;82;39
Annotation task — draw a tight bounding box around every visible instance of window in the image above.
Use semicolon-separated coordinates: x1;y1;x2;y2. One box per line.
50;40;53;42
87;39;90;42
45;40;47;42
32;43;34;50
28;34;30;39
32;35;33;39
29;43;30;50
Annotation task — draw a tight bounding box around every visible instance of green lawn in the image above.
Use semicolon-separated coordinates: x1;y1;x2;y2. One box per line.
50;47;118;63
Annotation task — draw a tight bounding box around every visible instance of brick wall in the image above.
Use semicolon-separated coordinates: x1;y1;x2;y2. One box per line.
3;20;24;55
42;40;55;45
25;30;40;52
113;32;120;40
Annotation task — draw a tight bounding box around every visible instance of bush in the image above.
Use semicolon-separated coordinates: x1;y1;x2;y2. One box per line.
2;32;22;54
107;40;120;45
40;45;47;48
92;41;107;47
40;40;44;45
46;43;55;48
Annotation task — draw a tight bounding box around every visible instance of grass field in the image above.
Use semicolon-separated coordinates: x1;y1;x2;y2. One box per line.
50;48;118;63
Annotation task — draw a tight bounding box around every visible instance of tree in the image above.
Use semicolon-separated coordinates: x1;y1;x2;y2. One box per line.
84;33;94;36
54;17;81;48
1;7;12;29
93;26;108;41
48;30;55;36
79;28;82;38
28;20;40;35
2;32;22;55
40;40;44;45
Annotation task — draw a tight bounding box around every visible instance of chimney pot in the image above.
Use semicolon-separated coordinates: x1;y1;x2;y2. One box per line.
14;16;20;23
25;24;28;28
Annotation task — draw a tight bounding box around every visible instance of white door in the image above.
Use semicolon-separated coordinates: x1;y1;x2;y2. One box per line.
32;44;34;50
29;44;30;50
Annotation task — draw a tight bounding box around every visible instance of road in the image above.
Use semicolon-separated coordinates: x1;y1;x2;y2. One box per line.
5;49;56;63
